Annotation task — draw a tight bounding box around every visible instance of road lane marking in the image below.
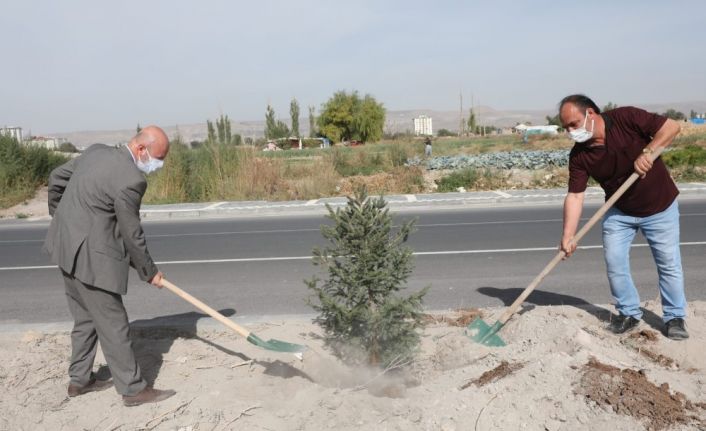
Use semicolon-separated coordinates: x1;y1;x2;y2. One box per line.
5;212;706;244
2;241;705;271
203;202;226;210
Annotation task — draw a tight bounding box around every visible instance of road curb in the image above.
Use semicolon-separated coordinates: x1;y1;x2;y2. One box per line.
138;183;706;220
3;183;705;224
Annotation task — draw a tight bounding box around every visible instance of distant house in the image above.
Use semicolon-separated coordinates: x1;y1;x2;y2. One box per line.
413;115;433;136
0;126;23;142
514;124;560;142
514;124;559;135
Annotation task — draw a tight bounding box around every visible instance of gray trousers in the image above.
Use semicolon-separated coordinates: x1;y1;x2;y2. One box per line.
63;271;147;396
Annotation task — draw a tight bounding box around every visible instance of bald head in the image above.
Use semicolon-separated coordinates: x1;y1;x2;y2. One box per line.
128;125;170;161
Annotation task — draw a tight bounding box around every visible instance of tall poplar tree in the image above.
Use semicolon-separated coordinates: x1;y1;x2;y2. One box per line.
290;98;300;138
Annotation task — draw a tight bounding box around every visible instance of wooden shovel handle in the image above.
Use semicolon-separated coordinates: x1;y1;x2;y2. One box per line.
161;278;251;338
496;147;664;325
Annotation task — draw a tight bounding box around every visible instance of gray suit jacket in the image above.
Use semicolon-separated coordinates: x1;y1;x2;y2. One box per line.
43;144;158;295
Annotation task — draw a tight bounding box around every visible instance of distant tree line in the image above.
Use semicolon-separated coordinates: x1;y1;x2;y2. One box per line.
263;91;386;144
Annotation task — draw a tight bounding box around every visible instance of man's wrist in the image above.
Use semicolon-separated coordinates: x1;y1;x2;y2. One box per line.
642;147;654;155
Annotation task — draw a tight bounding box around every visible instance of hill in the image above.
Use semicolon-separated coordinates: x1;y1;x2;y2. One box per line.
52;101;706;149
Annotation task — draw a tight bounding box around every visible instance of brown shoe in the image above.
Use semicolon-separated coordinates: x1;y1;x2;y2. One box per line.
122;387;176;407
67;376;113;397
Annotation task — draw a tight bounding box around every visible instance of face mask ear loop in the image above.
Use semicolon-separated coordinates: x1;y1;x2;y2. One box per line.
584;110;595;134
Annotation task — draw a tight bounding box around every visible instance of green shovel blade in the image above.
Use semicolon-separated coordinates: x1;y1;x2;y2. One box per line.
466;318;506;347
246;333;308;353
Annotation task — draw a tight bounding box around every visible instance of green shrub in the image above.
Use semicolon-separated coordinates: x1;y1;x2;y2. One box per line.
663;145;706;168
387;142;409;167
0;136;68;208
436;168;480;192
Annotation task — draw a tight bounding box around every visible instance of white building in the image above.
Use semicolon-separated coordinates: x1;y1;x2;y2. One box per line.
1;126;23;142
513;124;560;135
413;115;433;136
28;136;67;150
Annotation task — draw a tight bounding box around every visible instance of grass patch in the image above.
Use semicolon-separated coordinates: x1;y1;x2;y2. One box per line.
436;168;508;192
662;143;706;183
663;145;706;168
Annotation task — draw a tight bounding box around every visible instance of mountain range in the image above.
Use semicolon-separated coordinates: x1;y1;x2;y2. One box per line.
52;101;706;148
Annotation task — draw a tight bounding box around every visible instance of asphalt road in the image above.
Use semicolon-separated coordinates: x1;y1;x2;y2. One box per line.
1;199;705;325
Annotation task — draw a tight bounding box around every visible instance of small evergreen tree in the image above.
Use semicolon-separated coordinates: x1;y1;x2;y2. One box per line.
306;190;428;367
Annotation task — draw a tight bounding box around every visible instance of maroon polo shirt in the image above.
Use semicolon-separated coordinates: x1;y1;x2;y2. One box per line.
567;106;678;217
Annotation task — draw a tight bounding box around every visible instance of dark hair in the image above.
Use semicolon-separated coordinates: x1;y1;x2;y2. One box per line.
559;94;601;114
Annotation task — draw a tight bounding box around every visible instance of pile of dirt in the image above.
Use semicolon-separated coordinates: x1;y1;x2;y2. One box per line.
423;308;483;327
1;301;705;430
621;329;679;369
577;357;703;430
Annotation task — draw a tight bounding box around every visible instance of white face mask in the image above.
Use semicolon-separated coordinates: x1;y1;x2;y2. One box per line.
568;111;595;143
135;149;164;174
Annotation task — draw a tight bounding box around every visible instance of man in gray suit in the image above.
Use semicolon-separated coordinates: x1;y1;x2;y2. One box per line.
44;126;175;407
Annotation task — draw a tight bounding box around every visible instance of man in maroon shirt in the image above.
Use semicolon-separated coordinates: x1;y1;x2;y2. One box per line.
558;94;688;339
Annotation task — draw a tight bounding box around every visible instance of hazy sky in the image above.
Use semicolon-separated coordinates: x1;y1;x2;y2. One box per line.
2;0;704;134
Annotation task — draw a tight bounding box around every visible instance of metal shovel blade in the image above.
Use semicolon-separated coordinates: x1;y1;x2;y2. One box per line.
246;333;308;353
466;318;506;347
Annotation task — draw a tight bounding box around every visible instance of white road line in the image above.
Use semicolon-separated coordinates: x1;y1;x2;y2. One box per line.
493;190;512;198
203;202;226;210
2;241;705;271
305;199;319;206
405;195;417;202
3;212;706;243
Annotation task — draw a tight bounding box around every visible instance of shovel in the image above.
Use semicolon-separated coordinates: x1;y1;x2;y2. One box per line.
161;279;307;358
468;148;663;346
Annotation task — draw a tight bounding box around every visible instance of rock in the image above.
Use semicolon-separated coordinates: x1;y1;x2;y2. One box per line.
440;419;456;431
408;408;422;423
323;398;342;410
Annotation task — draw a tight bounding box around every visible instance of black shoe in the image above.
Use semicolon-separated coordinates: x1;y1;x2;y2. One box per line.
665;318;689;340
123;387;176;407
67;375;113;397
609;314;641;334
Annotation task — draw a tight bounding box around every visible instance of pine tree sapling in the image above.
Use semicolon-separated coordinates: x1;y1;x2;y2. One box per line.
306;190;428;367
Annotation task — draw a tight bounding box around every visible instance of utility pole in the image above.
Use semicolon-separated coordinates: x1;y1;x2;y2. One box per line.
476;96;484;137
459;91;464;137
471;93;475;135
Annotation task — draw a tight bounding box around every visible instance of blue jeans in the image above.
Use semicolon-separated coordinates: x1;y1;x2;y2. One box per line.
601;200;686;322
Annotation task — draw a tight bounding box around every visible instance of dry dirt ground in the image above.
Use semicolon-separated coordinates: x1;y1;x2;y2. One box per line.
2;301;705;431
0;187;50;221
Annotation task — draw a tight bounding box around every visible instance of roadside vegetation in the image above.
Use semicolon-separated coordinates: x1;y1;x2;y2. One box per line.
0;135;68;208
3;111;705;210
